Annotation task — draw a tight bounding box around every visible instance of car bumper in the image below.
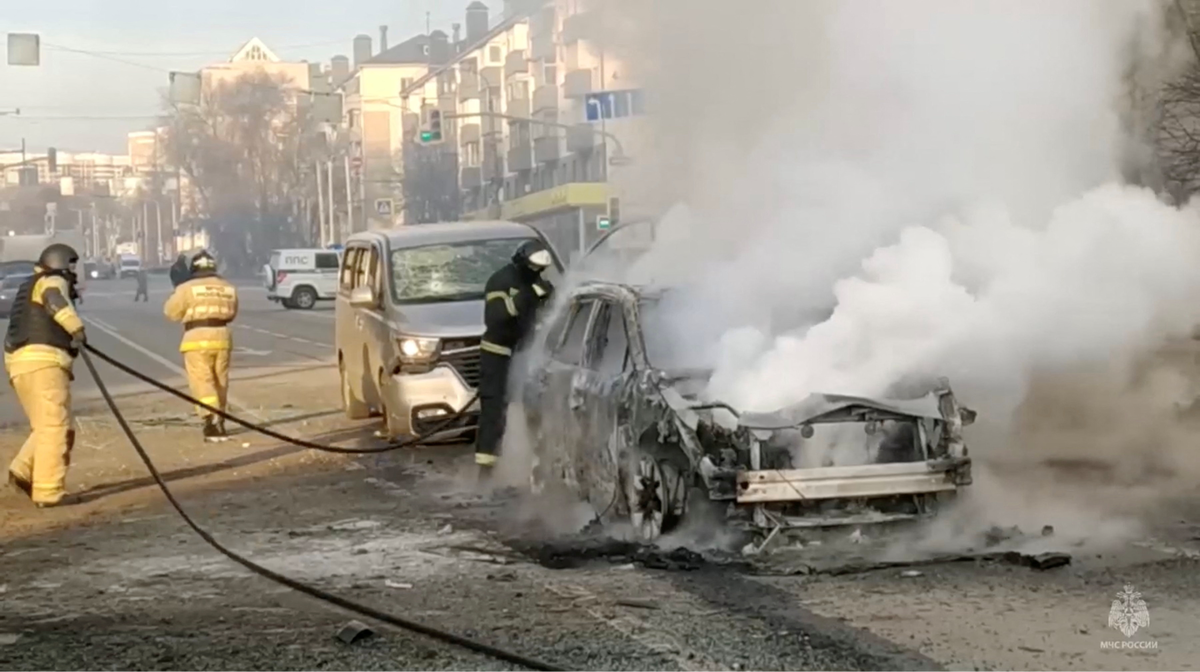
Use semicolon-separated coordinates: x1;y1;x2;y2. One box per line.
381;364;480;438
735;459;971;504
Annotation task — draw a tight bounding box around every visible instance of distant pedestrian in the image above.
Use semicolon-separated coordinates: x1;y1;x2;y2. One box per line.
134;269;149;302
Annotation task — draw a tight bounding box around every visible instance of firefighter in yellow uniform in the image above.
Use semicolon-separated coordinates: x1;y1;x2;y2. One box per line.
5;244;86;507
163;249;239;440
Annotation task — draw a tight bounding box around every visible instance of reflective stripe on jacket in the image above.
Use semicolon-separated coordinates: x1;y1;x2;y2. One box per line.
164;273;239;352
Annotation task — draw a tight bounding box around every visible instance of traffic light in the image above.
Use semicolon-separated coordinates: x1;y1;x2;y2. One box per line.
419;109;444;144
608;196;620;226
47;147;57;173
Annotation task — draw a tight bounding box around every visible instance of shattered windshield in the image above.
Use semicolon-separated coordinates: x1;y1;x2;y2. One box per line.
637;295;714;373
389;238;529;304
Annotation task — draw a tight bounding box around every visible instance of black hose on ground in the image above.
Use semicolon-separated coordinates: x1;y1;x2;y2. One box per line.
78;348;562;671
84;344;477;454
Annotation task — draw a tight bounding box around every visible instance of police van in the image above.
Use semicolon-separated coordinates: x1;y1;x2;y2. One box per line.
264;248;342;309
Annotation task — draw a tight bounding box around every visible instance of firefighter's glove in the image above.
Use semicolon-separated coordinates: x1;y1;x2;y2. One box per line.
70;328;87;350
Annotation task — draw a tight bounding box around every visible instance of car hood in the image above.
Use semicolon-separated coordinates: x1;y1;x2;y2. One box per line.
393;299;484;338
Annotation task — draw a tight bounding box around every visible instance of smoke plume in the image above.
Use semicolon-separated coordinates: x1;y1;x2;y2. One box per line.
582;0;1200;534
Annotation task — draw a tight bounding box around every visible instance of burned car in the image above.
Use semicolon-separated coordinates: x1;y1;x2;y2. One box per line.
520;281;975;541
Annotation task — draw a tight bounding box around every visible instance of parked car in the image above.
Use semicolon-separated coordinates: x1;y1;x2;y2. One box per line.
83;259;116;280
264;248;342;309
335;221;563;439
519;280;976;541
0;273;32;318
118;256;142;279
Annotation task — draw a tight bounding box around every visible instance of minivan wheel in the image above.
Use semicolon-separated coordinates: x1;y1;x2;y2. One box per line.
293;286;318;310
340;358;371;420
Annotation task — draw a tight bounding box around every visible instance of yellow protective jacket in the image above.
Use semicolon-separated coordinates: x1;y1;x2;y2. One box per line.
3;273;85;378
164;272;238;352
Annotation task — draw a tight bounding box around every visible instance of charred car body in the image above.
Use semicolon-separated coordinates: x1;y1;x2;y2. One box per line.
521;281;975;540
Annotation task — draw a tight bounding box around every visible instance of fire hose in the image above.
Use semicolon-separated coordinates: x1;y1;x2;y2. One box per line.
78;346;562;671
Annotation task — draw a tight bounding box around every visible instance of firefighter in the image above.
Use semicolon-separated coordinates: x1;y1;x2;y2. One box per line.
4;243;86;507
163;249;239;440
476;239;555;473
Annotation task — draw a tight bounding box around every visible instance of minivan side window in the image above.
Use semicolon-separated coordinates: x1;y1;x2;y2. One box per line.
366;246;383;297
554;299;596;366
315;252;340;270
340;248;362;290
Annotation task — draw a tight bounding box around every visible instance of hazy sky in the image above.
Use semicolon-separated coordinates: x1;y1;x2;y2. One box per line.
1;0;481;154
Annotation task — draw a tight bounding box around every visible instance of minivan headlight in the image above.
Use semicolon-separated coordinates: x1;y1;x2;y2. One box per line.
398;336;439;362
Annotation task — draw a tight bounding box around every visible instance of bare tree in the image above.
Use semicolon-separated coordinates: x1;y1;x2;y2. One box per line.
163;71;321;271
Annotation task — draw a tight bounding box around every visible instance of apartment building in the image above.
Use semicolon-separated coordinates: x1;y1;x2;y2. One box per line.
341;29;455;230
0;150;134;194
391;0;650;260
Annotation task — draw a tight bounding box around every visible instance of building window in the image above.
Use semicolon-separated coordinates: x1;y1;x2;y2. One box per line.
508;80;528;101
489;45;503;64
544;64;558;87
465;141;481;167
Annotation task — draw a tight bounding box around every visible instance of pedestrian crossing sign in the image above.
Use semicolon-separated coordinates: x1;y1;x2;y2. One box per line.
375;199;393;217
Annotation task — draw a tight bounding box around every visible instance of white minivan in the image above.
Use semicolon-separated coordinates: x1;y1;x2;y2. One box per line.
264;248;342;309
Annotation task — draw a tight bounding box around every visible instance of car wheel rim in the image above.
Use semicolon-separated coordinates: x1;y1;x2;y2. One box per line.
627;457;665;541
299;293;314;308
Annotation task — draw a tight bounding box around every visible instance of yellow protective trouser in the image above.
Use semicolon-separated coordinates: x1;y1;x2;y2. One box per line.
8;367;74;505
183;349;231;419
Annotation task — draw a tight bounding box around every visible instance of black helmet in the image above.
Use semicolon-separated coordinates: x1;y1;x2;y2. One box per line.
38;243;80;275
512;239;552;272
191;249;217;271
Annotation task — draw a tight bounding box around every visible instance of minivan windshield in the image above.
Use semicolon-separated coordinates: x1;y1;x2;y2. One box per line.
390;238;531;304
2;275;31;289
121;259;140;267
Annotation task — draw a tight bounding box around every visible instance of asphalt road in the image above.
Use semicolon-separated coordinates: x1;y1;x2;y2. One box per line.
0;275;336;427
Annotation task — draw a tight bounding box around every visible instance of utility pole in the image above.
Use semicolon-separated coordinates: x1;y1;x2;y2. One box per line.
326;160;335;245
315;160;326;246
154;200;163;264
344;154;354;235
141;200;149;259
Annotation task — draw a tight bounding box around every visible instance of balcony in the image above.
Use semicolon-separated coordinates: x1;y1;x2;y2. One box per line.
532;84;559;113
505;51;529;80
460;123;480;145
567;123;598;153
530;33;556;62
561;11;596;44
482;114;504;135
507;96;531;120
508;142;534;172
563;68;594;98
459;71;479;101
534;135;560;163
461;165;483;189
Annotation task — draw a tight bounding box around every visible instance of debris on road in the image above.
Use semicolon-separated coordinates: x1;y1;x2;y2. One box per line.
615;598;659;610
900;570;923;578
335;620;375;644
384;580;413;589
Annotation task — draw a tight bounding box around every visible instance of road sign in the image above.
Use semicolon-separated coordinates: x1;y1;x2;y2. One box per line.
375;199;394;217
596;215;612;231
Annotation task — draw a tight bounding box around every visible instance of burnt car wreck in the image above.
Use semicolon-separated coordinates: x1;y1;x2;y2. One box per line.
521;281;976;541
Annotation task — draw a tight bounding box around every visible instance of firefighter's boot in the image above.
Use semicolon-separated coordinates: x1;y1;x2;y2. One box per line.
202;416;222;441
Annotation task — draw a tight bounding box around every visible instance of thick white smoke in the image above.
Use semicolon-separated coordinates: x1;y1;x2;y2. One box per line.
581;0;1200;531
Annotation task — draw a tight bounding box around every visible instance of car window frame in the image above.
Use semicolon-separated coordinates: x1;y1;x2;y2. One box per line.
552;298;598;367
584;299;630;375
340;247;363;290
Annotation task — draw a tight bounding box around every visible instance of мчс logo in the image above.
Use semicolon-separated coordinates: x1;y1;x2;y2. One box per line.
1108;585;1150;638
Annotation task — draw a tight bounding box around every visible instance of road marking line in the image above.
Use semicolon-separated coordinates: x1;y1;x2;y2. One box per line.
83;316;267;422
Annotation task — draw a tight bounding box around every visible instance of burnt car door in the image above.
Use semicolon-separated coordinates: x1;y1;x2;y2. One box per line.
570;296;634;513
525;297;598;492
